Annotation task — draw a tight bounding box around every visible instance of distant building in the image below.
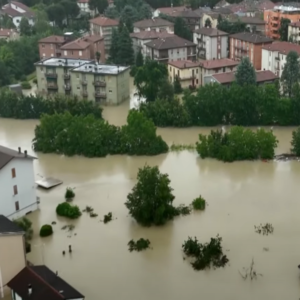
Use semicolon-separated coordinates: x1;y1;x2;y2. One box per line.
38;33;105;62
0;215;26;298
177;10;202;31
239;16;266;34
153;6;190;18
264;5;300;39
0;28;19;41
0;146;38;220
229;32;273;70
133;18;174;33
193;28;229;60
35;58;130;105
288;22;300;43
130;31;173;57
214;0;230;9
204;69;278;86
144;35;196;63
77;0;92;14
262;41;300;77
0;1;35;28
89;16;119;54
8;265;85;300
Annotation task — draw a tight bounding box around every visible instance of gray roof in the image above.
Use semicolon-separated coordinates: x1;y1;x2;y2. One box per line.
134;18;173;29
72;62;129;75
194;27;229;36
0;145;35;170
35;58;92;68
0;215;24;234
230;32;273;44
145;35;196;50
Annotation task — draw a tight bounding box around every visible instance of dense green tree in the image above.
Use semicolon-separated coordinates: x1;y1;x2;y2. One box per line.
19;18;32;36
235;57;256;86
135;49;144;67
205;18;212;28
139;3;152;19
0;61;11;86
291;127;300;156
120;5;139;32
117;26;134;65
32;10;52;35
187;0;201;9
104;6;119;18
96;51;101;63
173;75;182;94
125;165;176;226
134;59;168;102
108;28;119;63
46;4;65;27
281;51;300;97
89;0;108;14
174;17;192;41
157;78;174;101
61;0;80;24
0;14;15;29
217;18;249;34
279;18;291;41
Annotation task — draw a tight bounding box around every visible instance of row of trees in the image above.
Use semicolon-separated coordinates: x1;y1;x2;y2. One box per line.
0;91;103;119
33;110;169;157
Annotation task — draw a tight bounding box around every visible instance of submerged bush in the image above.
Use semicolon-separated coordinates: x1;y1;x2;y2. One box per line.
56;202;81;219
128;238;151;252
39;224;53;237
192;196;206;210
196;126;278;162
103;212;112;224
291;127;300;156
65;187;75;201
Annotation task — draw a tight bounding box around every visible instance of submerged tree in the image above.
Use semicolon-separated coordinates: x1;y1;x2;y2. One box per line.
235;57;256;86
173;75;183;94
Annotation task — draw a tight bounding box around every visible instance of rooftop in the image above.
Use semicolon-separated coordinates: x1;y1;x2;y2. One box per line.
35;58;92;68
2;1;34;18
239;16;266;24
72;62;129;75
193;27;228;36
0;215;23;235
84;34;103;42
156;6;190;16
0;145;35;170
290;21;300;27
89;16;119;27
211;70;278;83
39;35;65;44
8;266;84;300
144;35;195;50
0;28;17;36
60;39;90;50
199;58;239;69
130;31;173;40
168;60;200;69
262;41;300;55
134;17;173;28
273;5;300;12
230;32;273;43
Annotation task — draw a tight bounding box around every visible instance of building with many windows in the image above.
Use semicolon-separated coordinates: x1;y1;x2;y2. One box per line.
288;22;300;43
35;58;130;105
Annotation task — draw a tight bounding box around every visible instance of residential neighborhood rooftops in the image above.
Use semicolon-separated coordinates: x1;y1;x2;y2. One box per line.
144;35;195;50
84;34;104;42
130;31;173;40
230;32;273;43
72;63;129;75
0;28;17;36
35;58;92;67
39;35;65;44
262;41;300;55
193;27;229;36
199;58;239;69
210;70;277;84
8;266;84;300
0;215;23;235
1;1;34;18
0;145;35;170
157;5;190;16
60;39;90;50
239;16;266;24
89;16;119;27
168;60;200;69
134;17;173;28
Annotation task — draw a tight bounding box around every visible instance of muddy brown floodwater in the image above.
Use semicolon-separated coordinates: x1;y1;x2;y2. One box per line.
1;103;300;300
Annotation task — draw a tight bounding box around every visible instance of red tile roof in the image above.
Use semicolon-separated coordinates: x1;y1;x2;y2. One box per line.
39;35;64;44
0;28;17;37
199;58;239;69
262;41;300;55
290;21;300;28
89;16;119;27
157;6;190;16
145;35;195;50
78;0;88;3
168;60;200;68
84;34;104;42
2;1;34;18
130;31;173;40
211;70;277;84
230;32;273;44
194;27;228;36
134;18;173;29
60;39;90;50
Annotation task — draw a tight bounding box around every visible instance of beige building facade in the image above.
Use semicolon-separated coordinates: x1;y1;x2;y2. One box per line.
35;58;130;105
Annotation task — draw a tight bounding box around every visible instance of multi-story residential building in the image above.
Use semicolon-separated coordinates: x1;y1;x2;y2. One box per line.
288;22;300;43
89;16;119;54
239;16;266;34
176;10;202;31
261;41;300;77
38;33;105;62
204;69;277;86
0;28;19;41
0;146;38;220
0;215;26;298
153;6;190;18
77;0;92;14
144;35;196;63
229;32;273;70
35;58;130;105
133;18;174;33
264;5;300;39
168;60;201;88
193;28;228;60
0;1;35;28
130;31;173;56
199;58;239;85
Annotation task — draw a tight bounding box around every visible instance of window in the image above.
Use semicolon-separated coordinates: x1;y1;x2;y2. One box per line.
71;51;74;55
64;51;67;56
13;185;18;195
15;201;19;211
223;67;225;72
79;51;82;56
109;90;112;93
11;168;16;178
50;43;53;49
42;44;45;48
196;69;198;74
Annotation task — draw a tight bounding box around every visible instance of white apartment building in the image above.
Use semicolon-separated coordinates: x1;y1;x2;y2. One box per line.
288;22;300;43
261;41;300;77
0;145;38;220
133;18;174;33
193;27;228;60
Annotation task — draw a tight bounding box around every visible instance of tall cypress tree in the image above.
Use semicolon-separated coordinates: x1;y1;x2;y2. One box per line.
235;57;256;86
109;28;119;64
135;49;144;67
117;26;134;66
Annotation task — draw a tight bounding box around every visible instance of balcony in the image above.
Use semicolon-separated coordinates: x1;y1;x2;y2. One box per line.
64;73;70;80
275;56;280;61
45;73;57;79
82;91;88;97
93;81;106;87
47;83;58;90
64;85;71;91
81;80;88;85
94;92;106;98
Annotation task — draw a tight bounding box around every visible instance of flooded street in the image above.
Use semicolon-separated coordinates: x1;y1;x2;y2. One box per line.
1;103;300;300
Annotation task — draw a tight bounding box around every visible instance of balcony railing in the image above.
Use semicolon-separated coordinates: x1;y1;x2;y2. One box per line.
82;91;88;97
64;85;71;91
81;80;88;85
275;56;280;61
64;73;70;79
93;81;106;87
47;83;58;90
94;92;106;98
45;73;57;79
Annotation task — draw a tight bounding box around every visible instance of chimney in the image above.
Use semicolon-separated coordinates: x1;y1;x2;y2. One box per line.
24;150;27;157
18;147;21;153
28;284;32;295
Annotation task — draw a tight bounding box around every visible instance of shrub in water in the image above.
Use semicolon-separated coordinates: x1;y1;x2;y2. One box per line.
39;224;53;237
192;196;206;210
128;238;151;252
65;187;75;201
56;202;81;219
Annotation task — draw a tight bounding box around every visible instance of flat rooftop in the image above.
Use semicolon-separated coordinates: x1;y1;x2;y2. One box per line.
35;58;92;68
72;63;129;75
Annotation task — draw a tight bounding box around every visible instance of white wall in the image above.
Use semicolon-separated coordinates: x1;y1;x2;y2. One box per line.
0;158;38;220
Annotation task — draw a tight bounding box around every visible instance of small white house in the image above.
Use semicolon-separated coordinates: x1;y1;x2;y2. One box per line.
0;145;38;220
